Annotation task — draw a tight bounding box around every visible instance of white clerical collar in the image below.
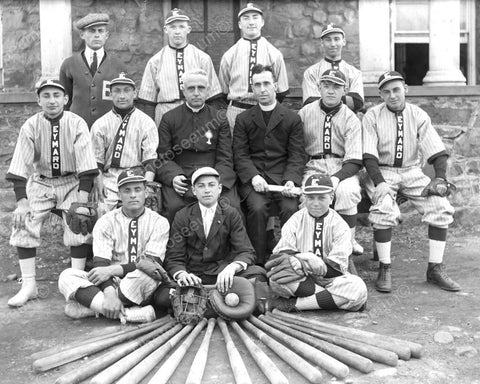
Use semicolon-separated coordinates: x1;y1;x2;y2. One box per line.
199;202;218;216
259;100;277;112
85;46;105;65
186;103;205;113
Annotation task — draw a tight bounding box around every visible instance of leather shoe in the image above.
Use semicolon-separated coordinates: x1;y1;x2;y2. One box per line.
257;297;297;314
427;263;461;291
375;262;392;293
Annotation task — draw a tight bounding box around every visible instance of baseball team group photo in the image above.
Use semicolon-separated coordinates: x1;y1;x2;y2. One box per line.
1;1;478;383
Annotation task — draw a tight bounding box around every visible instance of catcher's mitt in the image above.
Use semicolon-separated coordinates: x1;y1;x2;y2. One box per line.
171;284;208;325
66;202;98;235
209;276;256;321
145;181;162;213
136;257;172;283
421;178;456;198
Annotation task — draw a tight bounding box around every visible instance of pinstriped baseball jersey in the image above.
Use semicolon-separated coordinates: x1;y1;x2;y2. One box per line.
138;44;222;104
92;207;169;264
302;60;364;103
8;111;97;180
91;108;158;170
363;102;447;167
219;37;289;104
299;101;362;162
273;208;351;274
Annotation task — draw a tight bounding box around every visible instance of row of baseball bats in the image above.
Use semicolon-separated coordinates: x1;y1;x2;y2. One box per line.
31;310;423;383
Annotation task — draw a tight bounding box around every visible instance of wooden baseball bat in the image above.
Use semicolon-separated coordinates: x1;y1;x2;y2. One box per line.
116;323;195;384
267;184;302;195
185;318;216;384
89;323;183;384
249;316;349;379
230;321;288;384
266;313;398;367
258;315;374;374
217;318;252;384
54;321;175;384
146;319;207;384
30;316;171;361
241;319;323;383
272;309;420;359
32;319;166;372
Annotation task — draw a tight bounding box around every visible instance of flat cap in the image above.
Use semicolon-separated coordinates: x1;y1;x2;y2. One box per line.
238;3;263;18
165;8;190;25
321;23;345;39
320;69;346;86
109;73;136;88
378;71;405;89
303;174;334;195
117;168;146;188
76;13;109;30
191;167;220;185
36;79;65;95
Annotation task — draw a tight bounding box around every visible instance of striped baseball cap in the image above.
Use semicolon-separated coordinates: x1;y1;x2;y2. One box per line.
303;174;334;195
320;69;346;86
109;73;136;88
117;168;146;188
165;8;190;25
238;3;263;18
378;71;405;89
36;79;65;95
321;23;345;38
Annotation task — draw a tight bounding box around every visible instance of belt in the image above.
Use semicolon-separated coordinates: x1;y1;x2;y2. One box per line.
231;101;255;110
310;154;341;160
39;172;74;180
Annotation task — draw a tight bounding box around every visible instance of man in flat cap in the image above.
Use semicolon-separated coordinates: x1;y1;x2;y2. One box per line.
302;23;364;113
90;73;158;211
219;2;289;131
60;13;127;128
138;8;224;126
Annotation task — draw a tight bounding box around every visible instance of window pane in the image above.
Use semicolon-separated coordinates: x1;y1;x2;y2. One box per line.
394;43;429;85
396;0;429;31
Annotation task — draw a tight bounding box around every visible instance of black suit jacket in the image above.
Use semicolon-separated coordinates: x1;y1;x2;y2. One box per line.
165;202;256;277
232;103;306;197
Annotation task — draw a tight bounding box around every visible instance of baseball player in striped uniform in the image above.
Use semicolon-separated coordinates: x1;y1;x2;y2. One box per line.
219;3;289;130
299;69;364;255
262;174;367;313
363;71;460;293
138;8;224;126
302;24;364;112
91;73;158;211
6;79;99;308
58;169;170;322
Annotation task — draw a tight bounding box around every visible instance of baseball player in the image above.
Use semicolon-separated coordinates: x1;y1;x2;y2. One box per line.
58;169;170;322
91;73;158;211
59;13;127;128
137;8;224;126
261;174;367;313
219;2;289;130
302;24;364;112
6;79;99;308
363;71;460;293
299;69;364;255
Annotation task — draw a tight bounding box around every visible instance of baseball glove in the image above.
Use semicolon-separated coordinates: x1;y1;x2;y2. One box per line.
265;253;306;284
171;283;208;325
136;257;172;283
145;181;162;213
421;178;456;198
66;202;98;235
209;276;256;321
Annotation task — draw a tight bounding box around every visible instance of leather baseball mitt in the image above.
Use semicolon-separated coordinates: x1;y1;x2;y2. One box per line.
421;178;456;198
265;252;306;284
145;181;162;213
209;276;256;321
136;257;172;283
66;202;98;235
171;283;208;325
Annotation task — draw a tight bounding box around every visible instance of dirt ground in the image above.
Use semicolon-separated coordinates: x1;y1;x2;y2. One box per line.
1;215;479;384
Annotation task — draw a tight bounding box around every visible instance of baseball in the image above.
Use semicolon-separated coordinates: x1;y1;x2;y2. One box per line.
224;293;240;307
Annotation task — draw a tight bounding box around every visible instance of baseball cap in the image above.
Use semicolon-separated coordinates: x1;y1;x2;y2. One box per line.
238;3;263;18
117;168;146;188
321;23;345;39
302;174;334;195
76;13;109;30
165;8;190;25
191;167;220;185
36;79;65;95
320;69;346;86
109;72;136;88
378;71;405;89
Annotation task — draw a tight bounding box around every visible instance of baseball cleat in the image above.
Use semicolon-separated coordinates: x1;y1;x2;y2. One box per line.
375;262;392;293
65;301;96;319
426;263;461;291
122;305;156;323
258;297;297;313
8;279;38;308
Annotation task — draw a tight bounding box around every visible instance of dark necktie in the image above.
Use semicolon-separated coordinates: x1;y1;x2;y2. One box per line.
91;52;98;74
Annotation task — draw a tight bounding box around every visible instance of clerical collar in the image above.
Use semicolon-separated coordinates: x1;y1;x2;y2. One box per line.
259;100;277;111
168;43;188;50
325;57;342;65
320;100;342;114
242;36;261;42
114;105;135;118
186;103;206;113
308;209;330;220
122;206;145;219
44;111;64;123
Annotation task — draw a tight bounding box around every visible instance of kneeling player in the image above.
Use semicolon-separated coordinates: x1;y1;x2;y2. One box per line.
263;174;367;312
58;169;170;322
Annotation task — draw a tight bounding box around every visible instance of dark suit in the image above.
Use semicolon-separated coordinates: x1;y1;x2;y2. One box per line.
233;103;306;265
156;103;240;222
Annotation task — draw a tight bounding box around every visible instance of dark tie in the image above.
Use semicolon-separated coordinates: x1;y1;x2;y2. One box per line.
91;52;98;74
